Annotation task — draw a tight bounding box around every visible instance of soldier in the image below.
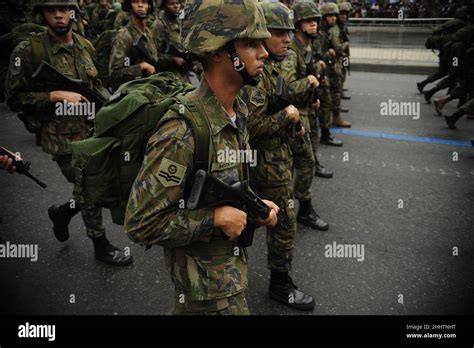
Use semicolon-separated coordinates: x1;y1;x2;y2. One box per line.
310;3;342;171
417;6;467;95
279;1;329;231
108;0;158;91
151;0;197;82
319;2;352;128
337;1;351;103
241;1;315;310
125;0;279;315
90;0;111;36
5;0;132;266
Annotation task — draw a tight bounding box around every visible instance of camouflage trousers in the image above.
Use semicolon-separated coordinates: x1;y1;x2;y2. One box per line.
173;291;250;315
53;154;105;239
252;184;296;273
289;115;315;202
309;114;320;164
317;82;333;130
329;71;342;114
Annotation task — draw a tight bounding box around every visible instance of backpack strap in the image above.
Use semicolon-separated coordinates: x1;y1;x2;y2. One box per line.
172;94;211;175
29;33;49;69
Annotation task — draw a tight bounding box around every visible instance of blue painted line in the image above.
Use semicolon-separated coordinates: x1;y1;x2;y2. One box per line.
330;128;474;148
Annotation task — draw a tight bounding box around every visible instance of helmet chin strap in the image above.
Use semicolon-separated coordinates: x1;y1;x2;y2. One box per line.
225;42;261;87
302;30;317;40
263;42;287;62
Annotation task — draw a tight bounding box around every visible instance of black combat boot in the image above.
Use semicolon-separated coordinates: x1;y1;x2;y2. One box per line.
341;93;351;100
423;87;440;104
315;160;333;178
320;128;343;147
416;81;427;93
269;271;315;310
445;109;465;130
297;200;329;231
93;235;133;266
48;202;81;242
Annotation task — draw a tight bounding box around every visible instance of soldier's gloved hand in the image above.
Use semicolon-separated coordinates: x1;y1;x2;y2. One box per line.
257;200;279;228
139;62;156;75
214;206;247;241
49;91;88;104
285;105;300;124
307;75;319;89
329;48;336;57
0;155;16;174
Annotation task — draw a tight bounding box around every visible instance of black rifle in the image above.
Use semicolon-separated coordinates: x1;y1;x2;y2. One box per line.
32;61;107;108
0;147;47;188
187;170;271;248
133;36;158;71
305;50;322;104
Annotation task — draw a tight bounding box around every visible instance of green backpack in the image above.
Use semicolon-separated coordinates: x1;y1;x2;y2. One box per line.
70;73;210;225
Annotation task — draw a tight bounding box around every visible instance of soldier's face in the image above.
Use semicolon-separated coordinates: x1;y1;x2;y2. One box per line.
338;13;348;23
300;19;318;35
99;0;109;8
131;0;149;19
233;39;269;77
325;14;337;26
266;29;291;57
43;7;73;36
166;0;181;16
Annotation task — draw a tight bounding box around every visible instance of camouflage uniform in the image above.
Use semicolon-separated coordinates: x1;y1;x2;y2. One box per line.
151;9;190;82
279;33;314;202
125;78;251;315
241;60;295;273
108;22;158;90
90;2;110;36
320;3;350;127
113;10;129;29
5;30;106;239
125;0;271;315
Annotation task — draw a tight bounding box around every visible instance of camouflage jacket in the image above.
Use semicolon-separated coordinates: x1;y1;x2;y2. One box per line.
108;22;158;90
124;78;250;301
6;31;104;156
320;21;348;58
151;11;182;70
113;11;129;30
90;4;110;36
241;60;293;187
278;37;313;121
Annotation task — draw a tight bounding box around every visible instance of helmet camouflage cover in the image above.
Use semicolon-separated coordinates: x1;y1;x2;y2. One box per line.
320;2;340;17
260;1;294;30
122;0;155;14
338;2;352;13
292;1;321;25
181;0;271;57
32;0;80;15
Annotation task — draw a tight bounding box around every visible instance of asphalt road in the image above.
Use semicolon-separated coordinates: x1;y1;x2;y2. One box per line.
0;71;473;315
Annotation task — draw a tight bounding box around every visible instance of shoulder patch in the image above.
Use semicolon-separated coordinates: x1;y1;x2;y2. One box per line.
250;88;265;107
158;157;187;188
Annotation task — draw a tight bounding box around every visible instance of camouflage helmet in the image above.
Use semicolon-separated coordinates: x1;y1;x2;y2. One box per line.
122;0;155;14
292;1;321;25
453;6;467;20
260;1;294;31
338;2;352;13
32;0;80;15
181;0;271;58
320;2;339;17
